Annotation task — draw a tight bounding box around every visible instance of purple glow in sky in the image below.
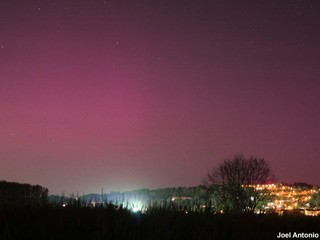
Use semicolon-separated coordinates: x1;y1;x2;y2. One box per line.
1;0;319;194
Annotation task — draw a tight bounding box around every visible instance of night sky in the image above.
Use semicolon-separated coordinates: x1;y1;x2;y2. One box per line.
1;0;319;195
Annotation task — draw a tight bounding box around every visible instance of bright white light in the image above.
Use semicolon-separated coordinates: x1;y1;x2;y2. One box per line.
129;201;143;213
132;206;140;213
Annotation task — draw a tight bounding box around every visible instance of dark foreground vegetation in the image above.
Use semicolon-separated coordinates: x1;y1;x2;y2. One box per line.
1;204;320;240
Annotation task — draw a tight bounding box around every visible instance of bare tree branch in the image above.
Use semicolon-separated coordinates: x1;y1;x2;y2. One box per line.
204;154;274;213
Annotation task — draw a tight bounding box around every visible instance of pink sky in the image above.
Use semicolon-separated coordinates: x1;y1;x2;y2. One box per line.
0;0;319;194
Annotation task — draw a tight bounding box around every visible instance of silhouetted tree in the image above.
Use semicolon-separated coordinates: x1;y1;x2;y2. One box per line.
204;154;274;213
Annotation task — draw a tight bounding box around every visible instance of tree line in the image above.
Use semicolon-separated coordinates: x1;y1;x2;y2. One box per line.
2;154;319;213
0;180;48;206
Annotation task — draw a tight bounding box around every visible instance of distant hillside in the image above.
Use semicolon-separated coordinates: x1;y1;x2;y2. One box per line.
49;186;208;209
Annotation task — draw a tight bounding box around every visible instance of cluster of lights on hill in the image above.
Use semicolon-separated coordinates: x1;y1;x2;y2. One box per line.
249;183;320;216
